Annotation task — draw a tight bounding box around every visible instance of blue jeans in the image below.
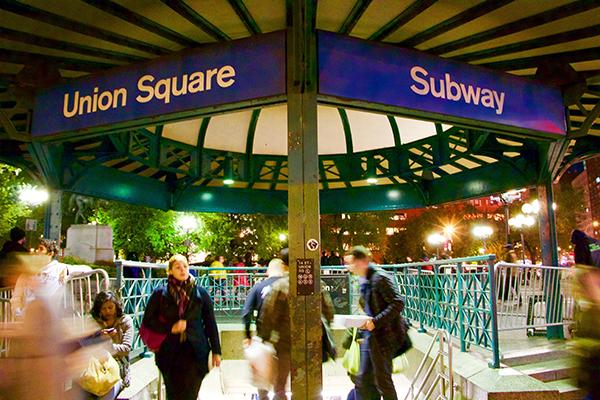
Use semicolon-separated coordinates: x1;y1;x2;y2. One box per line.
356;337;397;400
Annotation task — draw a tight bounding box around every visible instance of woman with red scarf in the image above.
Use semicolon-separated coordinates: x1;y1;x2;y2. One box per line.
142;255;221;400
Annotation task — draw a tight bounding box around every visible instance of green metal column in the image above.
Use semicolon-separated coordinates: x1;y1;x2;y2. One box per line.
44;189;62;244
287;1;322;399
537;182;564;339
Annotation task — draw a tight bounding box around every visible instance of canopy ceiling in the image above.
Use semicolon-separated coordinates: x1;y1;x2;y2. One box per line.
1;0;599;213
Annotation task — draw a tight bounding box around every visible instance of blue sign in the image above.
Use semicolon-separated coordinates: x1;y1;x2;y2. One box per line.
32;32;286;137
318;31;566;136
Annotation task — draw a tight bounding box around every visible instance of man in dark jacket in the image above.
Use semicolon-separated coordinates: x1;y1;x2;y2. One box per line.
0;227;28;287
345;246;406;400
0;227;28;258
241;258;286;344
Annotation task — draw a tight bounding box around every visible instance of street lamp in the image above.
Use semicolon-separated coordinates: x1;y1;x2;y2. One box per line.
472;225;493;253
427;233;446;258
177;214;198;258
18;185;49;206
508;214;535;263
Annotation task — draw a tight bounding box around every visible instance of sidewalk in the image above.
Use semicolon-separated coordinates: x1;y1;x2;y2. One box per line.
199;359;412;399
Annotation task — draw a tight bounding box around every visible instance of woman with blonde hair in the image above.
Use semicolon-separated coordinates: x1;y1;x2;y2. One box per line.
142;254;221;400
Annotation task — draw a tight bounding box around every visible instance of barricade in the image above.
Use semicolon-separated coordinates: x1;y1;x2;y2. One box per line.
494;262;575;335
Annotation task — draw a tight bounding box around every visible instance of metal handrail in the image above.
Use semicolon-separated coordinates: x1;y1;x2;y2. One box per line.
405;330;454;400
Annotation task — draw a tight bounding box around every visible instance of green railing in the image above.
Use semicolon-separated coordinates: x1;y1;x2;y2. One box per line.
116;255;500;366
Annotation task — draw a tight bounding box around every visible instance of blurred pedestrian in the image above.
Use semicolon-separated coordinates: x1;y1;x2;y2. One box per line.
89;291;133;397
242;258;286;344
142;254;221;400
345;246;408;400
258;249;335;400
10;239;68;319
0;253;67;400
0;227;28;287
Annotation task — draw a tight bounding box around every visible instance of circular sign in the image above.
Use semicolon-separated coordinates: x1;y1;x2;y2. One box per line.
306;238;319;251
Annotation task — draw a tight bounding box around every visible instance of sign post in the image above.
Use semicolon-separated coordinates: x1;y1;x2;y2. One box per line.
287;1;322;399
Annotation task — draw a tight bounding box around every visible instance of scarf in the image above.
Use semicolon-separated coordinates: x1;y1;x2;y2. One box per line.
167;274;196;318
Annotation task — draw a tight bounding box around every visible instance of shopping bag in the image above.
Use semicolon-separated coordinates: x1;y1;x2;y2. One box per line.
342;328;361;376
392;354;409;374
244;337;276;390
139;322;167;352
77;352;121;396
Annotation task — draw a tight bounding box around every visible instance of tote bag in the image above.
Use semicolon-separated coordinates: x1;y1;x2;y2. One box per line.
78;353;121;396
342;328;361;375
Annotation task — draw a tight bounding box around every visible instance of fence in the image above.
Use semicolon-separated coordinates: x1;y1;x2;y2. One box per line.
494;262;575;334
115;257;580;368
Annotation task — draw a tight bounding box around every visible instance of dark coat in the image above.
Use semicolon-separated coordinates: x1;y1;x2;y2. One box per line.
362;266;407;356
142;284;221;366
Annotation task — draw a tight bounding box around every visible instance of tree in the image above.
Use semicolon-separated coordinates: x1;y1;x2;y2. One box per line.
320;211;394;260
200;213;287;262
92;200;189;260
0;164;44;243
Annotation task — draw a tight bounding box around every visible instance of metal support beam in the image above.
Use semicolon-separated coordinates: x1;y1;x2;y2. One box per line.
537;182;564;340
44;189;62;244
287;1;322;399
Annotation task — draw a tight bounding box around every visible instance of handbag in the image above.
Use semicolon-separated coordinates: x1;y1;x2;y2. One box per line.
140;293;167;352
342;328;361;376
322;317;337;362
139;322;167;352
77;352;121;396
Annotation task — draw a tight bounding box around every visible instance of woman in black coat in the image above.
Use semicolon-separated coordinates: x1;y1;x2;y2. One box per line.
142;254;221;400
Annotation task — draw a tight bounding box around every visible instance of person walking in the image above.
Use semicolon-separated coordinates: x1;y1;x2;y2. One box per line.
0;227;29;287
344;246;407;400
258;249;335;400
142;254;221;400
241;258;286;345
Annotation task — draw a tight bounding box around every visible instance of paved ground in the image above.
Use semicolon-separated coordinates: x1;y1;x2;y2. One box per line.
199;359;412;399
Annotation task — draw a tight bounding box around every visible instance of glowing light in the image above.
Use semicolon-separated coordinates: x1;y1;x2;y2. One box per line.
387;190;400;200
19;185;49;206
201;193;213;201
508;213;535;229
367;178;378;184
472;225;493;239
223;179;234;185
177;215;198;232
427;233;445;246
443;225;456;237
478;247;485;255
279;233;287;242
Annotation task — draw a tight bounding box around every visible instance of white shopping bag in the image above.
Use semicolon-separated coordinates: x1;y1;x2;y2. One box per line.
244;337;276;390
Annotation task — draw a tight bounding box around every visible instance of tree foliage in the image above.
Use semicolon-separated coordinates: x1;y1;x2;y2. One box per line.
91;200;288;262
0;164;43;242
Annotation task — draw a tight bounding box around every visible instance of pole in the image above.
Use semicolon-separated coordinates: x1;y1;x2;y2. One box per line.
287;2;322;399
504;203;510;244
44;189;63;245
537;182;563;339
520;232;526;263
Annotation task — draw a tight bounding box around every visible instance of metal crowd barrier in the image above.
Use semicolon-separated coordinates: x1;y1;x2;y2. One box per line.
116;256;580;369
494;262;574;334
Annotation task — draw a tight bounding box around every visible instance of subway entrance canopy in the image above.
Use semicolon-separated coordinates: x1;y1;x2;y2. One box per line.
1;0;599;214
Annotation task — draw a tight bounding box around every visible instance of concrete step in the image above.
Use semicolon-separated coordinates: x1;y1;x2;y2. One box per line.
514;357;577;383
544;379;585;400
502;347;571;367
